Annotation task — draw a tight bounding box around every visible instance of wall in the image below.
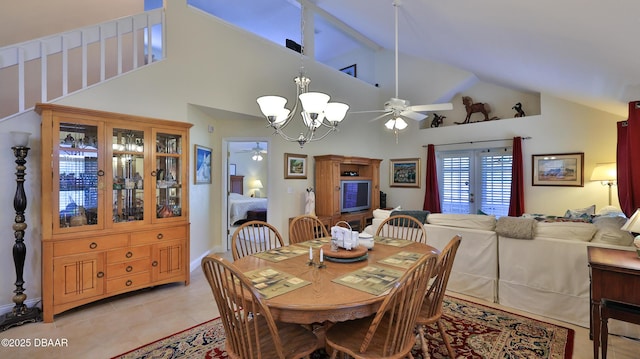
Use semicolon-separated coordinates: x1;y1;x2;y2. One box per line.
0;0;626;314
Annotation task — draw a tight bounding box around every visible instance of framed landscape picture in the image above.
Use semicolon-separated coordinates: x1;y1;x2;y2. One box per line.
390;158;420;188
194;145;212;184
284;153;307;179
532;152;584;187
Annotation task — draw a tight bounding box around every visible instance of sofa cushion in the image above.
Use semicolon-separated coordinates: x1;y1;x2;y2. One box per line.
535;221;597;241
591;216;634;246
372;206;401;219
427;213;496;231
495;216;536;239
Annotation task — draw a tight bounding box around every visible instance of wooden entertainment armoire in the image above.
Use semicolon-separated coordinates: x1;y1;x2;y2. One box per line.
314;155;382;231
37;104;192;322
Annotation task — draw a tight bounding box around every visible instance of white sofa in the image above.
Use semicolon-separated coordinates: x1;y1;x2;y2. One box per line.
364;210;640;338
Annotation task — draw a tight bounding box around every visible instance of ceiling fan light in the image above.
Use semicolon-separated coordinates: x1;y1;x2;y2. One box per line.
252;154;263;161
257;96;287;119
299;92;330;114
395;117;408;130
384;119;396;130
324;102;349;123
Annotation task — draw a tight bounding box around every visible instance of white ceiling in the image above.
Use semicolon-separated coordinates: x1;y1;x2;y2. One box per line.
194;0;640;117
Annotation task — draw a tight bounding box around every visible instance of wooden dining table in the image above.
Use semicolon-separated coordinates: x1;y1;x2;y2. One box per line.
232;237;439;325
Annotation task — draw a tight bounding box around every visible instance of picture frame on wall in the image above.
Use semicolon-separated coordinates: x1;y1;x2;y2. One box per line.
532;152;584;187
194;144;212;184
340;64;357;77
284;153;307;179
390;158;421;188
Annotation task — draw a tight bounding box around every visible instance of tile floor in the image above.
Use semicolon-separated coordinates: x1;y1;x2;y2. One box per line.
1;251;639;358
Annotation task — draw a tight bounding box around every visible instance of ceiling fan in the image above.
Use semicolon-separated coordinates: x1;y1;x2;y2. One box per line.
353;0;452;140
235;142;267;161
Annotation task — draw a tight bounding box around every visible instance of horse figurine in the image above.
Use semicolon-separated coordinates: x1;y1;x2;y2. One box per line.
512;102;526;117
430;113;446;127
456;96;498;124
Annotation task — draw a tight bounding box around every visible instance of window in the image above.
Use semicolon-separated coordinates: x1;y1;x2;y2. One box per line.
437;148;512;217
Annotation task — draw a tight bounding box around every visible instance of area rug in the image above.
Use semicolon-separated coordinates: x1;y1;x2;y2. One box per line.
112;296;574;358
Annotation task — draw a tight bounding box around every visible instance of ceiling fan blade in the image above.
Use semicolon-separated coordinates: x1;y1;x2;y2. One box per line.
400;110;427;121
408;103;454;112
369;112;392;122
350;109;387;114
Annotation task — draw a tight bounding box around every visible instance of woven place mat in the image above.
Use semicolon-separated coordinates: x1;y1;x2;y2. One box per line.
332;265;403;296
321;244;368;259
373;237;414;247
243;267;310;299
252;247;308;262
294;237;331;249
378;251;424;269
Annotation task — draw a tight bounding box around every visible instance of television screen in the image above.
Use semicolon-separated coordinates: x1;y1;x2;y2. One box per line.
341;180;371;213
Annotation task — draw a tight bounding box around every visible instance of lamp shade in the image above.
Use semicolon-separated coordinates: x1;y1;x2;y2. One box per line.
622;209;640;233
299;92;330;114
590;162;617;181
252;179;264;189
324;102;349;123
257;96;287;117
11;131;31;147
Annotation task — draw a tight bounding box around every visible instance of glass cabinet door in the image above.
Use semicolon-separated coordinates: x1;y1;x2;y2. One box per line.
111;128;146;223
56;121;103;230
154;130;184;221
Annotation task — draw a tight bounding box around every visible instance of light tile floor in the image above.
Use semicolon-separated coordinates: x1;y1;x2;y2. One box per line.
1;251;639;358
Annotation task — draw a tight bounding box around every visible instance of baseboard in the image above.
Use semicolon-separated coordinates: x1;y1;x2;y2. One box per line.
190;245;226;273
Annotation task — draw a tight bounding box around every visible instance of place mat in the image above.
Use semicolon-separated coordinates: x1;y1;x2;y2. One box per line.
294;237;331;249
373;237;414;247
243;267;310;299
332;265;403;296
320;244;368;259
252;247;309;262
378;251;424;269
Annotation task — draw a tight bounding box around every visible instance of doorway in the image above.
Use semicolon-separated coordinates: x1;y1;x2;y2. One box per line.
224;139;269;248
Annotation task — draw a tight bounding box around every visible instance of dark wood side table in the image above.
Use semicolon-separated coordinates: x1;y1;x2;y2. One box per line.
588;246;640;359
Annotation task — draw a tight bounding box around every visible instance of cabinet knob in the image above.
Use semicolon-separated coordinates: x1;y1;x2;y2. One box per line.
126;266;133;272
151;170;157;177
89;242;98;249
97;272;104;278
152;261;158;267
156;233;164;240
97;169;105;176
126;251;133;258
126;280;133;286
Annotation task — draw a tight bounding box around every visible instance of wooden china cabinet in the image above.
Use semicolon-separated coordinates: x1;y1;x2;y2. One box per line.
37;104;192;322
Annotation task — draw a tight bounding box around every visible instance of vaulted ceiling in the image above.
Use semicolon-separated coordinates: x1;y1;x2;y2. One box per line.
198;0;640;118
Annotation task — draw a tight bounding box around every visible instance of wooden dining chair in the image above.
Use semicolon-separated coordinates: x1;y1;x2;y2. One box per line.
375;214;428;243
201;254;318;359
416;235;462;359
289;215;330;244
232;220;284;260
325;252;438;359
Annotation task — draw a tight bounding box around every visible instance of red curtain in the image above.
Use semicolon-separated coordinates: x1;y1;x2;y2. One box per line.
617;101;640;216
508;136;525;216
423;144;441;213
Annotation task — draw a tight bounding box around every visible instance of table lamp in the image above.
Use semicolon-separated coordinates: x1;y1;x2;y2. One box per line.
620;209;640;258
590;162;617;205
252;179;263;198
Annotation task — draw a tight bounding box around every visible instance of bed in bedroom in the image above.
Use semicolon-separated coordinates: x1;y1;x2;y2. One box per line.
229;192;268;225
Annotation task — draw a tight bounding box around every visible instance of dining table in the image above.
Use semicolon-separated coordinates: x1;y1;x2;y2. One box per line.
232;236;439;325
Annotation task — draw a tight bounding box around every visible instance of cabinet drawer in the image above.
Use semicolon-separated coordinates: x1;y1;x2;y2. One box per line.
53;234;129;257
131;225;187;245
106;272;150;293
107;246;151;264
107;258;149;278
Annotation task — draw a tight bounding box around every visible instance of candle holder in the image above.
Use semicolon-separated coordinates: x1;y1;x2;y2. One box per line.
316;260;326;269
1;137;42;331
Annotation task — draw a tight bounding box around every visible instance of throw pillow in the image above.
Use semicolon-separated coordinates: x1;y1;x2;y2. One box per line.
564;204;596;220
495;216;536;239
390;210;429;228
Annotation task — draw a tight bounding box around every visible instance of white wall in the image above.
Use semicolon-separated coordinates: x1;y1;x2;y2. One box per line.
0;0;626;314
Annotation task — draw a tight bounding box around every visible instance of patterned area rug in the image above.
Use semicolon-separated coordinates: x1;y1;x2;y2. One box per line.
112;296;574;358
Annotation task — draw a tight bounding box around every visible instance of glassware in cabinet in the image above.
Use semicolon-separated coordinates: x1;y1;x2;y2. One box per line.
154;131;184;220
111;128;146;223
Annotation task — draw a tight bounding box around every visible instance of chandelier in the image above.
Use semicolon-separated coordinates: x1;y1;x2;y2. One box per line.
256;5;349;148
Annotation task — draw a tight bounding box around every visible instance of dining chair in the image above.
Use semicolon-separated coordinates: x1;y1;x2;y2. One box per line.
325;252;438;359
416;235;462;359
232;220;284;260
375;214;428;243
201;254;318;359
289;215;330;244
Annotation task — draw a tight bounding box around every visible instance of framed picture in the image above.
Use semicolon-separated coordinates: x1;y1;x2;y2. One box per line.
340;64;357;78
284;153;307;179
390;158;421;188
229;163;236;176
532;152;584;187
194;145;212;184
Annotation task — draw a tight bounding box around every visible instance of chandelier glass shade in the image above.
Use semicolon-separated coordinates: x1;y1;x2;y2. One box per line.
257;75;348;147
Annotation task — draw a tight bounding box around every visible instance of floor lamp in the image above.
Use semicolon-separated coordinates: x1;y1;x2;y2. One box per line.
0;131;41;331
590;162;617;206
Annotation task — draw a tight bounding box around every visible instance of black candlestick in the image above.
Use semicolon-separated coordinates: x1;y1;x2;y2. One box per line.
0;145;41;331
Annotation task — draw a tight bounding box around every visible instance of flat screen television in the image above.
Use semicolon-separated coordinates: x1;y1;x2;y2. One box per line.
340;180;371;213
